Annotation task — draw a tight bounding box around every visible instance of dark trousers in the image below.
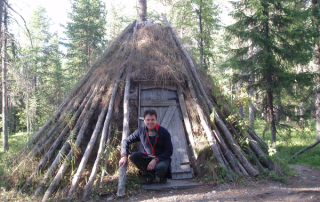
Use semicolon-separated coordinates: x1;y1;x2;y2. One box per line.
129;152;168;178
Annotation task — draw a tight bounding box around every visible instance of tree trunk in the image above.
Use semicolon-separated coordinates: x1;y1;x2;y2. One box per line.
26;91;30;135
300;101;305;122
237;81;243;118
267;89;276;144
249;72;255;128
276;105;282;122
248;37;254;127
199;0;204;69
9;99;12;136
139;0;147;23
314;0;320;141
0;0;3;43
2;6;8;152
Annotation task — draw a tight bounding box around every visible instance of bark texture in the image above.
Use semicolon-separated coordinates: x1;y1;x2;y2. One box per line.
2;6;8;152
139;0;147;23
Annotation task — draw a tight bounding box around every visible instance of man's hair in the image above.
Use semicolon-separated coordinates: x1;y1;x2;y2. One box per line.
143;109;157;119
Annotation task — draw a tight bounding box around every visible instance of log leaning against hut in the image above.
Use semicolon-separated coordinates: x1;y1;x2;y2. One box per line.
11;16;282;201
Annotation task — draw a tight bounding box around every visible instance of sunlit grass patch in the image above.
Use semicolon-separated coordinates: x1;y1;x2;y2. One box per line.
0;132;29;185
254;118;320;169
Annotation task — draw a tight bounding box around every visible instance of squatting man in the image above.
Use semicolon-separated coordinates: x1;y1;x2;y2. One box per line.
119;109;173;184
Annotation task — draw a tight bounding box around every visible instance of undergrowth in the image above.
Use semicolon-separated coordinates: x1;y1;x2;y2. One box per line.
255;118;320;169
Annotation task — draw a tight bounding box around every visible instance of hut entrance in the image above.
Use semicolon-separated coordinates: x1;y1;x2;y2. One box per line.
138;82;193;179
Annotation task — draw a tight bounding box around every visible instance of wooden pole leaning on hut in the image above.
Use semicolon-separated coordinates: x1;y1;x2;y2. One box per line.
81;65;129;201
20;84;95;194
99;125;113;189
42;76;108;201
162;14;260;177
31;86;96;197
186;80;233;181
19;85;96;194
82;22;137;200
32;78;100;198
68;20;137;201
67;85;112;199
11;82;94;175
177;86;201;176
117;20;138;198
117;73;131;197
14;20;135;165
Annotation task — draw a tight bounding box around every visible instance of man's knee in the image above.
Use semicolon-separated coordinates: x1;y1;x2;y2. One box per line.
155;162;168;177
129;152;142;163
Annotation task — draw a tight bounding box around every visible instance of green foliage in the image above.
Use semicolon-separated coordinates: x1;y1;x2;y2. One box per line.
259;169;287;183
106;0;133;42
225;0;317;141
9;6;65;133
125;174;141;190
0;132;28;189
169;0;221;69
255;118;320;169
63;0;107;86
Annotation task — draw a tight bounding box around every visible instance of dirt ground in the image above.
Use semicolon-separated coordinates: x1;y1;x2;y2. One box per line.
96;165;320;202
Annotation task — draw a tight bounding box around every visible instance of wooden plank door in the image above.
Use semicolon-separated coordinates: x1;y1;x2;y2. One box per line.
139;82;193;179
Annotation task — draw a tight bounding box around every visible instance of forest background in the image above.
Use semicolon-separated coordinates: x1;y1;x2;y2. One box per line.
0;0;319;170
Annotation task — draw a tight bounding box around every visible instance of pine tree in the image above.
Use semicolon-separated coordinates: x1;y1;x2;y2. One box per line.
226;0;315;143
105;0;131;42
10;6;64;131
170;0;221;70
64;0;107;85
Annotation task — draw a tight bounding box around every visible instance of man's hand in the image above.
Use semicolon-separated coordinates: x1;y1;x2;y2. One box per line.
119;156;128;167
147;159;158;170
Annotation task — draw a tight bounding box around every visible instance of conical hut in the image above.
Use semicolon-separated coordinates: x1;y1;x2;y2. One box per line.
10;15;282;201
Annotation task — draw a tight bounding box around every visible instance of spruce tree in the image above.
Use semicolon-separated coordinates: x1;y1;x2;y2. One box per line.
170;0;220;70
10;6;64;131
226;0;315;143
64;0;107;85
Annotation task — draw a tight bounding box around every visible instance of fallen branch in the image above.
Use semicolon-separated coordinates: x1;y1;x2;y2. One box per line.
291;139;320;159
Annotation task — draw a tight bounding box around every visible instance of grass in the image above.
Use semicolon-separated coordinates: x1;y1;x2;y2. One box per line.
0;132;30;157
254;118;320;169
0;132;32;201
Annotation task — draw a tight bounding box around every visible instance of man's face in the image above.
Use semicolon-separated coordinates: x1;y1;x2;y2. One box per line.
144;114;157;130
